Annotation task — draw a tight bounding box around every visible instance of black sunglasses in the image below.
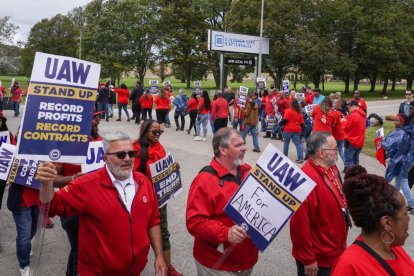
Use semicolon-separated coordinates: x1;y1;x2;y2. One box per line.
406;93;412;96
106;151;137;159
151;130;164;135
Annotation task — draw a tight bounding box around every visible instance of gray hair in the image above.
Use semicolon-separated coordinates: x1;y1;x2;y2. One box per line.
102;131;132;153
212;127;241;157
306;132;331;158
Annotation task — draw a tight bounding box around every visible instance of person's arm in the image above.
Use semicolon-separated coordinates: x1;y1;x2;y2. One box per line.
149;225;167;276
53;164;84;188
36;161;57;203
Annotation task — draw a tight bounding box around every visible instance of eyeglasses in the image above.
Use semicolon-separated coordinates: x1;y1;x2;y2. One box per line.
105;151;137;159
151;130;164;136
405;94;412;96
322;148;339;151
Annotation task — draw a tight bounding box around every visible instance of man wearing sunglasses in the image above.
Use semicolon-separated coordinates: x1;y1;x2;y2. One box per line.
36;131;167;276
398;90;413;118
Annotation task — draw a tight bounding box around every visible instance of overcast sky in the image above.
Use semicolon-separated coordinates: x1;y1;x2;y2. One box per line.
0;0;91;44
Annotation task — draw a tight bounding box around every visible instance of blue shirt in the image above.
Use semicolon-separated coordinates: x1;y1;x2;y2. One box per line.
313;94;325;105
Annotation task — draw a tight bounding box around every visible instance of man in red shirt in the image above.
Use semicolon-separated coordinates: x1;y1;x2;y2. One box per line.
351;90;367;115
343;100;366;172
290;132;350;276
210;90;230;132
36;131;167;276
186;128;259;274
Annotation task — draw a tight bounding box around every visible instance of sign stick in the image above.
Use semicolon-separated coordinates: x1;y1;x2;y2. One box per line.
211;244;236;270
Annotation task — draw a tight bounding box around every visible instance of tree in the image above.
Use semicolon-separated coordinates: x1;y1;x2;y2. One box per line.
161;0;209;88
0;16;18;43
21;15;78;75
151;60;172;82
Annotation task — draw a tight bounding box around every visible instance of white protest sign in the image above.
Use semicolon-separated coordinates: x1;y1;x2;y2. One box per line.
376;127;384;138
149;80;159;95
304;104;317;115
150;152;183;208
238;86;249;107
0;131;10;145
194;81;201;87
257;77;266;90
295;93;304;100
81;141;105;173
224;143;316;251
0;143;16;180
282;80;289;94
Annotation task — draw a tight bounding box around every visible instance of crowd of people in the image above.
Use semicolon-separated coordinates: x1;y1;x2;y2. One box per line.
1;78;414;276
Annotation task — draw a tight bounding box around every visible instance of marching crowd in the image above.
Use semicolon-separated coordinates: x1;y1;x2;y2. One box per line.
1;79;414;276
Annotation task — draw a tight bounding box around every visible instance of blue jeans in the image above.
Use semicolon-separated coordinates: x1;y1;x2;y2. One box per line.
117;103;129;119
108;104;113;116
283;132;303;161
12;205;40;268
242;125;260;150
232;119;244;131
196;114;209;137
13;101;20;116
395;175;414;207
98;103;109;119
337;140;345;163
165;110;171;126
344;143;361;169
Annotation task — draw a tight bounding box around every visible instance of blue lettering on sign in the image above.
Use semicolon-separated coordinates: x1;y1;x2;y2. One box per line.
155;155;174;172
86;147;104;164
267;153;307;192
0;135;7;145
44;57;91;84
0;148;13;173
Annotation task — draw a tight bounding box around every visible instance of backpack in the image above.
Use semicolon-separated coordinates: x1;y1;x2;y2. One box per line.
198;165;247;187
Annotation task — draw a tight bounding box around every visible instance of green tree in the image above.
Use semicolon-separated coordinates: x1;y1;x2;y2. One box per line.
21;15;78;76
161;0;209;88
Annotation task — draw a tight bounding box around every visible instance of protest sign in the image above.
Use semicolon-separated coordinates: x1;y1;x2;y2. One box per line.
295;93;304;101
81;141;105;173
238;86;249;107
8;159;41;189
194;81;201;87
0;143;16;181
0;131;10;146
163;81;172;90
224;143;316;251
304;104;317;115
16;52;100;163
149;80;159;95
150;152;183;208
282;80;289;94
256;77;266;90
376;127;384;138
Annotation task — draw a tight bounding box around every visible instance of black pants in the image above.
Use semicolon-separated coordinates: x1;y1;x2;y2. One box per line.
156;109;169;124
188;110;197;134
61;216;79;276
141;108;152;121
132;104;141;123
295;260;331;276
214;118;228;133
174;115;185;130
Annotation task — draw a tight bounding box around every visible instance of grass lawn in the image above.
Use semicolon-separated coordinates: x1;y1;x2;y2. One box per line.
0;75;409;100
363;120;395;158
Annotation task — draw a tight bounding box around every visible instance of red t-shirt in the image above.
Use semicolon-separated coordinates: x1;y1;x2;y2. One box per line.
198;98;209;114
114;88;130;105
140;94;153;109
312;105;334;133
332;237;414;276
187;98;198;111
331;110;344;141
283;108;304;133
154;95;170;110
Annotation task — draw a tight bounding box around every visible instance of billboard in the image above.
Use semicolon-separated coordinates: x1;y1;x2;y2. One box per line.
208;30;270;55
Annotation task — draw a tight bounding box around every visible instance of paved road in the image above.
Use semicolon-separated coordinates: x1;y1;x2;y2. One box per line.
1;98;412;275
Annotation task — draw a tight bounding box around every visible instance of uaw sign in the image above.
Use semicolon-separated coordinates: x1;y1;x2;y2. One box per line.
225;58;255;66
208;30;270;55
224;144;316;251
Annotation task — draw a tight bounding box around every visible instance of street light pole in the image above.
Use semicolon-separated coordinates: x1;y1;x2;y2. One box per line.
258;0;264;78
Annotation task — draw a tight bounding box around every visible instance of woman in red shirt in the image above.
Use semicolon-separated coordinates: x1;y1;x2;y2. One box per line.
114;83;130;122
312;97;334;133
154;88;170;127
140;89;153;121
11;81;22;117
185;92;199;136
194;90;211;142
133;119;182;276
280;99;305;163
332;165;414;275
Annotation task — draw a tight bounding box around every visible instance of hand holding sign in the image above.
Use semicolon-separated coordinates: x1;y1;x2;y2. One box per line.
228;225;247;244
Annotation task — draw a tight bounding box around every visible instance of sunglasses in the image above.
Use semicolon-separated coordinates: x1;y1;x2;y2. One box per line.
106;151;137;159
406;94;412;96
151;130;164;136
